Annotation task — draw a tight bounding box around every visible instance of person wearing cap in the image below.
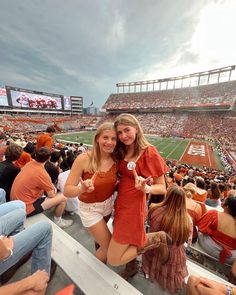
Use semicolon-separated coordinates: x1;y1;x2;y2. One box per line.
36;126;56;151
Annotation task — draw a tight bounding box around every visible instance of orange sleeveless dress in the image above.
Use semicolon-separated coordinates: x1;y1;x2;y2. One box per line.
79;163;117;203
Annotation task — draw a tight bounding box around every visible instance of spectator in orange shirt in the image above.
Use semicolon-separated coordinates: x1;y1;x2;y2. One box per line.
36;126;55;151
11;147;73;229
193;177;208;203
15;142;36;168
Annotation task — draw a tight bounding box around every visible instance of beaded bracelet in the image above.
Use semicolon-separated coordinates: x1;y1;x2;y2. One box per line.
144;184;152;194
227;286;231;295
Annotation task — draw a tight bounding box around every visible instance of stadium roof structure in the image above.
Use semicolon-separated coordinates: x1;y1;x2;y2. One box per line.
116;65;236;93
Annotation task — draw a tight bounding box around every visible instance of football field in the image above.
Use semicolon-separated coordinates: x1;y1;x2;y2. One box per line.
55;132;223;170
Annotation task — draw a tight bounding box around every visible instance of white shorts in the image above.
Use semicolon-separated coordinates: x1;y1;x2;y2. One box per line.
78;196;114;228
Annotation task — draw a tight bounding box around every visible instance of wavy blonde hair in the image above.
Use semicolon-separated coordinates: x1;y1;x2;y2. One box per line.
87;122;117;173
149;185;190;246
114;113;150;160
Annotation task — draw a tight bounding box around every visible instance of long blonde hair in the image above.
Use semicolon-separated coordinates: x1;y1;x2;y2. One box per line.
149;185;190;246
88;122;116;172
114;113;150;160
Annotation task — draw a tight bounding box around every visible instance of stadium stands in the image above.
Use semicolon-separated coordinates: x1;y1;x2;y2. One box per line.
103;80;236;111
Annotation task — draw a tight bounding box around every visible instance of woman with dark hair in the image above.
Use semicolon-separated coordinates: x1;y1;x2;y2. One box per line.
197;193;236;264
142;185;192;294
205;181;221;207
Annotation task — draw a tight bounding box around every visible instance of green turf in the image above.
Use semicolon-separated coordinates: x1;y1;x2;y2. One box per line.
55;132;223;169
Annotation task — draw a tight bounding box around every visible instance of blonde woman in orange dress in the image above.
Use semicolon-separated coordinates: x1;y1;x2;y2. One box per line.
64;122;118;263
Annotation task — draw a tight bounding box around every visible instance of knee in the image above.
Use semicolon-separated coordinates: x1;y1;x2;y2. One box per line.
187;275;197;288
37;221;53;237
16;208;26;221
107;252;120;266
12;200;26;212
232;261;236;277
0;189;6;204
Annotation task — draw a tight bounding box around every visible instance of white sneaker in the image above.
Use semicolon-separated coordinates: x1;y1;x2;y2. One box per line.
54;218;73;229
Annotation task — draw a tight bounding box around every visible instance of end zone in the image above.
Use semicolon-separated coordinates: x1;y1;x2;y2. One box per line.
180;141;218;169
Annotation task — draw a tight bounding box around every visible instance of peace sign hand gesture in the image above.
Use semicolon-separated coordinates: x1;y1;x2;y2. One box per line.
79;172;98;193
132;169;152;193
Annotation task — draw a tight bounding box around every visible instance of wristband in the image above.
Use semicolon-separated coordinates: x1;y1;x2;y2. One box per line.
144;185;152;194
227;286;232;295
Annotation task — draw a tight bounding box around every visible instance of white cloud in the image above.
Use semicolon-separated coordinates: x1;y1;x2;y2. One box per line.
191;0;236;66
139;1;236;83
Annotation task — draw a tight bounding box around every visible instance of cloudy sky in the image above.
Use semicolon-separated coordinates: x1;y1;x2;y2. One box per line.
0;0;236;108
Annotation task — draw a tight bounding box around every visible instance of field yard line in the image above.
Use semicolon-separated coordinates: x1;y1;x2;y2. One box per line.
159;140;175;154
179;140;191;162
206;142;212;167
165;140;183;158
155;138;170;149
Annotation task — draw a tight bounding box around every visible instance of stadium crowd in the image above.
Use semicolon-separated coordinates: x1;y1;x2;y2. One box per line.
104;81;236;110
0;115;99;134
0;113;235;294
101;112;236;150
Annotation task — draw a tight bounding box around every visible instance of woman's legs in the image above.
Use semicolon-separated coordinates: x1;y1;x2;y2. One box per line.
107;238;137;266
94;214;111;251
0;201;26;236
0;220;52;275
107;231;171;266
87;218;111;263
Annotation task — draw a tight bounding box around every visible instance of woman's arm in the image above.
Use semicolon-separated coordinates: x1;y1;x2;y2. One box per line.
133;171;166;196
63;153;88;198
148;175;166;195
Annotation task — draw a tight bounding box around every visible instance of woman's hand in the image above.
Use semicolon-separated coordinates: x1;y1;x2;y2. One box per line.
187;275;229;295
79;172;98;193
30;270;49;291
132;169;152;193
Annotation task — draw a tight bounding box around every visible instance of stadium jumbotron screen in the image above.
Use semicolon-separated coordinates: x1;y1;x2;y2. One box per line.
63;96;71;110
10;90;62;110
0;87;8;106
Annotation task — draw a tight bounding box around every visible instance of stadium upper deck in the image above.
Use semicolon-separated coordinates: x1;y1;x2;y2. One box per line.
102;67;236;150
103;80;236;112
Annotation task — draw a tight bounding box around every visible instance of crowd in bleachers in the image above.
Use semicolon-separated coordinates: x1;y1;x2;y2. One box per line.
101;111;236;151
104;80;236;110
0;114;100;134
0;120;236;294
